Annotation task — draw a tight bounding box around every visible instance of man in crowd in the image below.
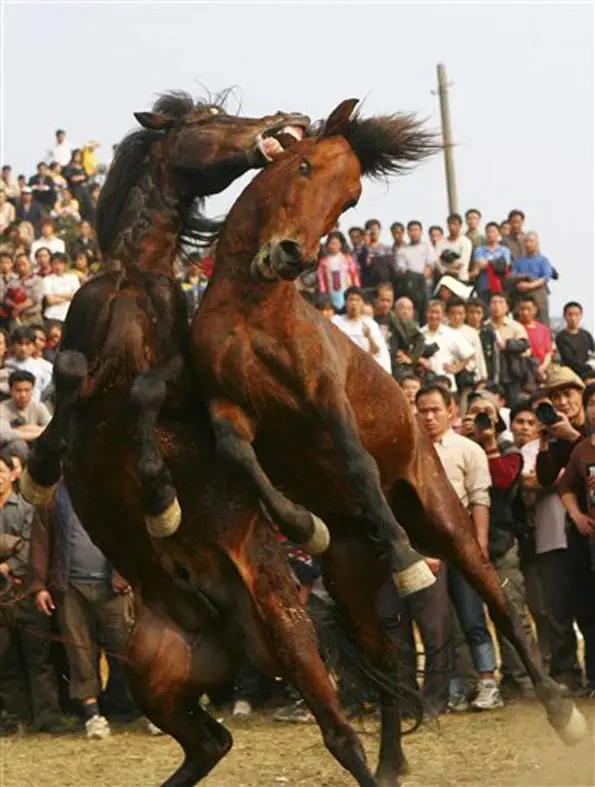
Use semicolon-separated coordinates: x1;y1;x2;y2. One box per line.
445;296;487;385
393;220;436;321
487;293;530;403
42;252;80;325
420;300;474;390
471;222;512;302
332;286;391;373
465;209;485;250
28;163;56;214
6;327;52;402
373;283;425;379
502;209;526;261
511;232;553;327
435;213;473;282
416;384;502;710
516;294;553;384
15;187;43;236
555;302;595;378
538;366;594;693
359;219;393;293
0;451;67;733
0;371;51;441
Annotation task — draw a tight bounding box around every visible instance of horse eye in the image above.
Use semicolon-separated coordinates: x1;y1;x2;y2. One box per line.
299;159;311;176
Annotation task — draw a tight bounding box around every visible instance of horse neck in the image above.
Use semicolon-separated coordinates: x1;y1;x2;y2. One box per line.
109;168;183;279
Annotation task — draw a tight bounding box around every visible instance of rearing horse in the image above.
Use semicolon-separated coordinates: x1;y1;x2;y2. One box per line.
188;98;586;754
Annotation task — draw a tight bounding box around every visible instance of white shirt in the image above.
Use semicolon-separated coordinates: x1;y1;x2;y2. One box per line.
30;236;65;264
433;429;491;509
436;235;473;281
450;323;487;379
5;357;53;402
421;323;474;389
43;272;80;322
48;141;74;167
332;314;392;374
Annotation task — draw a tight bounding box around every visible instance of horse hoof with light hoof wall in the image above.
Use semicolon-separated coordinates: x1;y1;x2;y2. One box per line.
20;469;58;506
303;514;330;556
393;560;436;597
146;498;182;539
554;703;587;746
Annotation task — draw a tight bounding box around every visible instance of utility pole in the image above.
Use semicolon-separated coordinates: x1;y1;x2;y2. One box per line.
435;64;458;215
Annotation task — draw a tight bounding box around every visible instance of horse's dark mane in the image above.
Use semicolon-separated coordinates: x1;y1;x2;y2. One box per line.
335;112;441;179
96;90;228;255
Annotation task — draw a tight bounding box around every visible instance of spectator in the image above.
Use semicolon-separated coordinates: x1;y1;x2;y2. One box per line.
466;298;498;382
81;183;101;227
464;209;485;250
516;294;553;384
68;220;100;268
502;209;526;261
347;226;365;261
436;213;473;282
420;300;474;390
47;129;73;168
416;384;502;711
15;188;43;236
30;219;66;262
52;188;82;231
399;373;422;412
390;221;406;252
63;150;87;202
428;225;444;249
0;187;16;234
0;329;10;400
0;450;67;733
1;166;20;203
0;251;17;314
48;162;67;191
43;321;62;364
0;371;51;442
331;286;391;374
33;247;53;278
313;294;335;322
5;327;52;402
317;231;360;311
395;296;416;323
445;295;487;391
511;232;553;326
555;301;595;378
5;254;44;327
470;221;512;302
42;252;80;325
395;220;438;277
373;283;425;379
28;163;56;213
557;381;595;694
359;219;393;293
72;252;91;283
500;219;511;239
487;293;531;404
464;392;538;698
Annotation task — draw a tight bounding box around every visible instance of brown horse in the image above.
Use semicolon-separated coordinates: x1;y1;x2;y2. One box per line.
21;95;402;787
188;98;586;752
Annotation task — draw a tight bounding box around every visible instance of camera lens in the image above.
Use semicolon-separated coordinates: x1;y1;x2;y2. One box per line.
474;413;493;430
535;402;560;426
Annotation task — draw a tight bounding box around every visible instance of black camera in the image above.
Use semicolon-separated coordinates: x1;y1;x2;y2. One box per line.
9;417;25;429
490;256;508;277
440;249;461;265
474;412;493;431
423;342;440;359
535;402;561;426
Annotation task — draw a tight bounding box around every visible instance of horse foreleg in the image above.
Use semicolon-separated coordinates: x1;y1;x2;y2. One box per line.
21;350;88;506
208;398;329;555
319;392;433;597
130;371;182;539
321;535;410;787
247;568;378;787
125;601;232;787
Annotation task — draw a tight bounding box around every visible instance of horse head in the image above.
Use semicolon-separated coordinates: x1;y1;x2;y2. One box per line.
239;98;440;282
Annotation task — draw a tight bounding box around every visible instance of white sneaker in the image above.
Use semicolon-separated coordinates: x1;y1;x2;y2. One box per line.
146;719;164;736
232;700;252;717
471;680;504;711
85;714;111;739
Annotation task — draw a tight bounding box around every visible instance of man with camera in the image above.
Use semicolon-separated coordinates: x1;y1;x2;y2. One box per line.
463;392;538;697
420;300;475;391
435;213;473;282
487;292;531;404
555;380;595;694
470;222;512;303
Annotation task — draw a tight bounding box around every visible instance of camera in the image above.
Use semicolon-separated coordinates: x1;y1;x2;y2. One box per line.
490;256;508;277
422;342;440;359
440;249;460;266
535;402;561;426
474;412;493;431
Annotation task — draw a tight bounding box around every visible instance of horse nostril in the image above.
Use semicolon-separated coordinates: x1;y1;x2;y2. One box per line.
278;240;302;260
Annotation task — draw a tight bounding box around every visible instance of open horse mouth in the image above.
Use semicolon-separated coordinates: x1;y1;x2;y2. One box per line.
255;119;309;163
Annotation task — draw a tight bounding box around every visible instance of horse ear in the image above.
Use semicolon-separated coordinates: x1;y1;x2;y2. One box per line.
133;112;174;131
322;99;360;137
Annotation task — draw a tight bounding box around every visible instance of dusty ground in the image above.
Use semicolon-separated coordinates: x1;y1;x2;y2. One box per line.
0;702;593;787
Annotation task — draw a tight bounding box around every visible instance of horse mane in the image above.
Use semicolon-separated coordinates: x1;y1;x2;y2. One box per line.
332;111;441;179
96;90;228;256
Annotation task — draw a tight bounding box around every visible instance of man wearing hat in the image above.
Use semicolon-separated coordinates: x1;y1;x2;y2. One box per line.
537;365;593;694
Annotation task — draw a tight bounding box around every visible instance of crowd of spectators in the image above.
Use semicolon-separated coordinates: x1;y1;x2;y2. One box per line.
1;129;594;741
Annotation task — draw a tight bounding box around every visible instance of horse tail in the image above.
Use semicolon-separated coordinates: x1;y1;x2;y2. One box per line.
308;593;424;734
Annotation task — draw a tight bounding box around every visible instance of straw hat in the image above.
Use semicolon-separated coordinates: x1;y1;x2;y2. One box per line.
544;365;585;393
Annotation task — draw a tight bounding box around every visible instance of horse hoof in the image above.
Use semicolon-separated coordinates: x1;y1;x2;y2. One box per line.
146;498;182;539
393;560;436;598
553;703;587;746
302;514;330;556
20;469;58;506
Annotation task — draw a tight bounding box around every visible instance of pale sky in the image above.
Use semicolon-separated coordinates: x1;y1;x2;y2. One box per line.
2;1;593;324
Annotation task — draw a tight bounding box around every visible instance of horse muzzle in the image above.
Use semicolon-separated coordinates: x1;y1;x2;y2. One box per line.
251;240;314;282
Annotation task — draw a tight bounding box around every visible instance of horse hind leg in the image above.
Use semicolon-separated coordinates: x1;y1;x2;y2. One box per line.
125;602;232;787
21;350;88;505
208;398;330;555
390;477;587;749
130;372;181;539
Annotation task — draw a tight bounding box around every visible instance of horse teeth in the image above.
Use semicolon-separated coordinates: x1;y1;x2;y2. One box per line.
280;125;304;141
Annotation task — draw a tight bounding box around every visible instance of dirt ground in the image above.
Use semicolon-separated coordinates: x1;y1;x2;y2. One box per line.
0;701;593;787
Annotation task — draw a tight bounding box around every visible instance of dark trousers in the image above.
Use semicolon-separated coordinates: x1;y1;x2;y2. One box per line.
537;549;580;683
378;564;453;715
567;526;595;684
520;552;551;667
0;596;62;728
